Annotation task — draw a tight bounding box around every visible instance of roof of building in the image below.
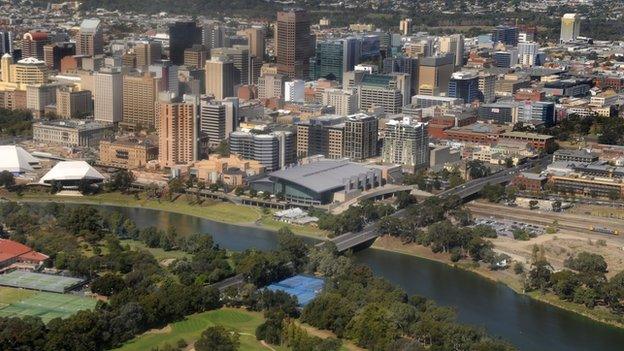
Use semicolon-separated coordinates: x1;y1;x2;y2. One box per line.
34;119;113;131
0;239;48;264
39;161;105;184
0;145;40;174
17;57;45;65
554;149;599;158
269;160;375;193
80;18;101;32
501;131;554;140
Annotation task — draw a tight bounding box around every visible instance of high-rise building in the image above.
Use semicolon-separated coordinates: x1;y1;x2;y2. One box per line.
357;73;407;114
493;50;518;68
22;31;48;60
76;19;103;56
249;56;264;84
439;34;464;67
122;72;160;129
230;130;295;171
205;56;235;100
285;79;305;102
491;25;519;46
257;73;286;99
26;83;58;117
158;98;201;167
448;71;480;103
135;42;162;67
381;117;429;168
382;56;419;96
200;96;239;147
238;27;265;58
560;13;581;43
517;101;555;126
202;23;226;50
0;31;12;55
296;115;345;159
276;9;315;79
344;113;378;161
43;42;75;70
311;38;360;82
321;88;358;116
1;54;13;82
184;45;209;69
168;21;202;65
478;73;496;103
211;45;249;85
149;61;179;96
399;18;412;36
93;67;123;123
518;42;539;67
404;38;433;58
418;54;455;96
56;86;92;119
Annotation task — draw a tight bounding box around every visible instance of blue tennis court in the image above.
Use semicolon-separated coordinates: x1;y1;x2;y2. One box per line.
266;275;325;306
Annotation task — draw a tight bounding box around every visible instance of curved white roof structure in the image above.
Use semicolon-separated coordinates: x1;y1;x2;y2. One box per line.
0;145;40;174
39;161;105;184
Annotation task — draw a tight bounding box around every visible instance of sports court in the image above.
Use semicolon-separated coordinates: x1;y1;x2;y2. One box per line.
266;275;325;306
0;289;97;323
0;270;85;293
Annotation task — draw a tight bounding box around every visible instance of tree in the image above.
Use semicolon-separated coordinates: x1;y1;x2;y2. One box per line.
466;160;490;180
0;170;15;188
107;170;135;193
551;200;562;212
91;273;127;296
195;326;239;351
277;227;308;270
528;200;539;210
214;140;230;157
608;189;620;201
526;259;553;292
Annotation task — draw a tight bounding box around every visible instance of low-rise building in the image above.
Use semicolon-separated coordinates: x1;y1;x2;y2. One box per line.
499;131;555;150
191;154;265;187
553;149;599;163
99;138;159;169
33;119;114;147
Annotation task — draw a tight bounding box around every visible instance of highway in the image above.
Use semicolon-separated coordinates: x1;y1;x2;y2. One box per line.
323;155;551;252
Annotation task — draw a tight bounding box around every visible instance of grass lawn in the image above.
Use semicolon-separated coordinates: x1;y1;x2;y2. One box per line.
0;287;97;323
116;308;286;351
120;239;192;261
0;286;36;307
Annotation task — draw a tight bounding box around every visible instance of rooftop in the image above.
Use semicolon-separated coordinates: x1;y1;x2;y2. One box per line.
0;145;40;174
35;119;113;131
39;161;105;184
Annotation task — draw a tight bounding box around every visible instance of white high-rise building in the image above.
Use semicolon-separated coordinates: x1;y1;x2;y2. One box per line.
284;79;305;102
94;67;123;123
518;42;539;67
560;13;581;43
381;116;429;169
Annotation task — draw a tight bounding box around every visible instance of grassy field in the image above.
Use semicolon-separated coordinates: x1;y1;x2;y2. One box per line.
0;287;97;323
116;308;286;351
120;239;192;261
7;191;328;238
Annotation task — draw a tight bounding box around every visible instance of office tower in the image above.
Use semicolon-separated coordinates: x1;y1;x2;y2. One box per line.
135;42;162;67
1;54;12;82
404;38;433;58
11;57;48;85
0;31;12;55
230;131;294;171
311;38;360;82
493;50;518;68
322;88;358;116
439;34;464;67
93;67;123;123
344;113;378;161
276;9;315;79
357;74;405;114
257;73;286;99
296;115;345;159
518;42;539;66
158;97;201;167
478;73;496;103
399;18;412;36
56;87;92;119
200;97;238;147
26;83;58;117
448;71;480;103
517;101;555;126
22;31;48;60
382;117;429;168
202;23;226;49
272;130;296;168
560;13;581;43
76;19;103;56
205;56;235;100
491;25;519;46
149;61;179;96
417;54;454;96
249;56;263;84
43;42;75;70
179;66;205;96
184;45;209;69
285;79;305;102
168;21;202;65
239;27;265;58
211;45;249;85
122;72;160;129
382;56;419;96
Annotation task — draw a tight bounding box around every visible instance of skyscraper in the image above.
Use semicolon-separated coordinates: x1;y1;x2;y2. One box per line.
184;45;209;69
418;54;454;96
448;71;480;103
202;23;226;50
94;67;123;123
22;31;48;60
76;19;103;56
439;34;464;67
43;42;75;70
0;31;12;55
205;56;235;100
168;21;202;65
276;9;315;80
122;72;160;129
518;42;539;67
200;96;239;147
239;27;265;59
135;42;162;67
560;13;581;43
211;45;250;85
158;98;201;167
491;25;519;46
399;18;412;36
382;117;429;169
344;113;378;161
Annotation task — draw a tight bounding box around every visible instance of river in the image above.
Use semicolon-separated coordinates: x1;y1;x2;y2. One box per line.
97;205;624;350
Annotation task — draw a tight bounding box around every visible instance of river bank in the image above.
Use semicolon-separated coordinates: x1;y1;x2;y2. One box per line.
4;190;624;331
372;235;624;330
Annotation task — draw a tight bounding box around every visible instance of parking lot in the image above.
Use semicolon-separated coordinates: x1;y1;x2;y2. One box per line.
474;217;545;238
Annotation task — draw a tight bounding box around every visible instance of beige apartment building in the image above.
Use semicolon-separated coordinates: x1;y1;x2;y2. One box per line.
158;101;199;167
205;56;235;100
56;87;92;119
122;72;160;130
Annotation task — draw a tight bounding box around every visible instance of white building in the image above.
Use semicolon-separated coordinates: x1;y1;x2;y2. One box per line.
560;13;581;43
518;42;539;67
0;145;40;174
93;67;123;123
284;79;305;102
381;117;429;169
39;161;105;186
